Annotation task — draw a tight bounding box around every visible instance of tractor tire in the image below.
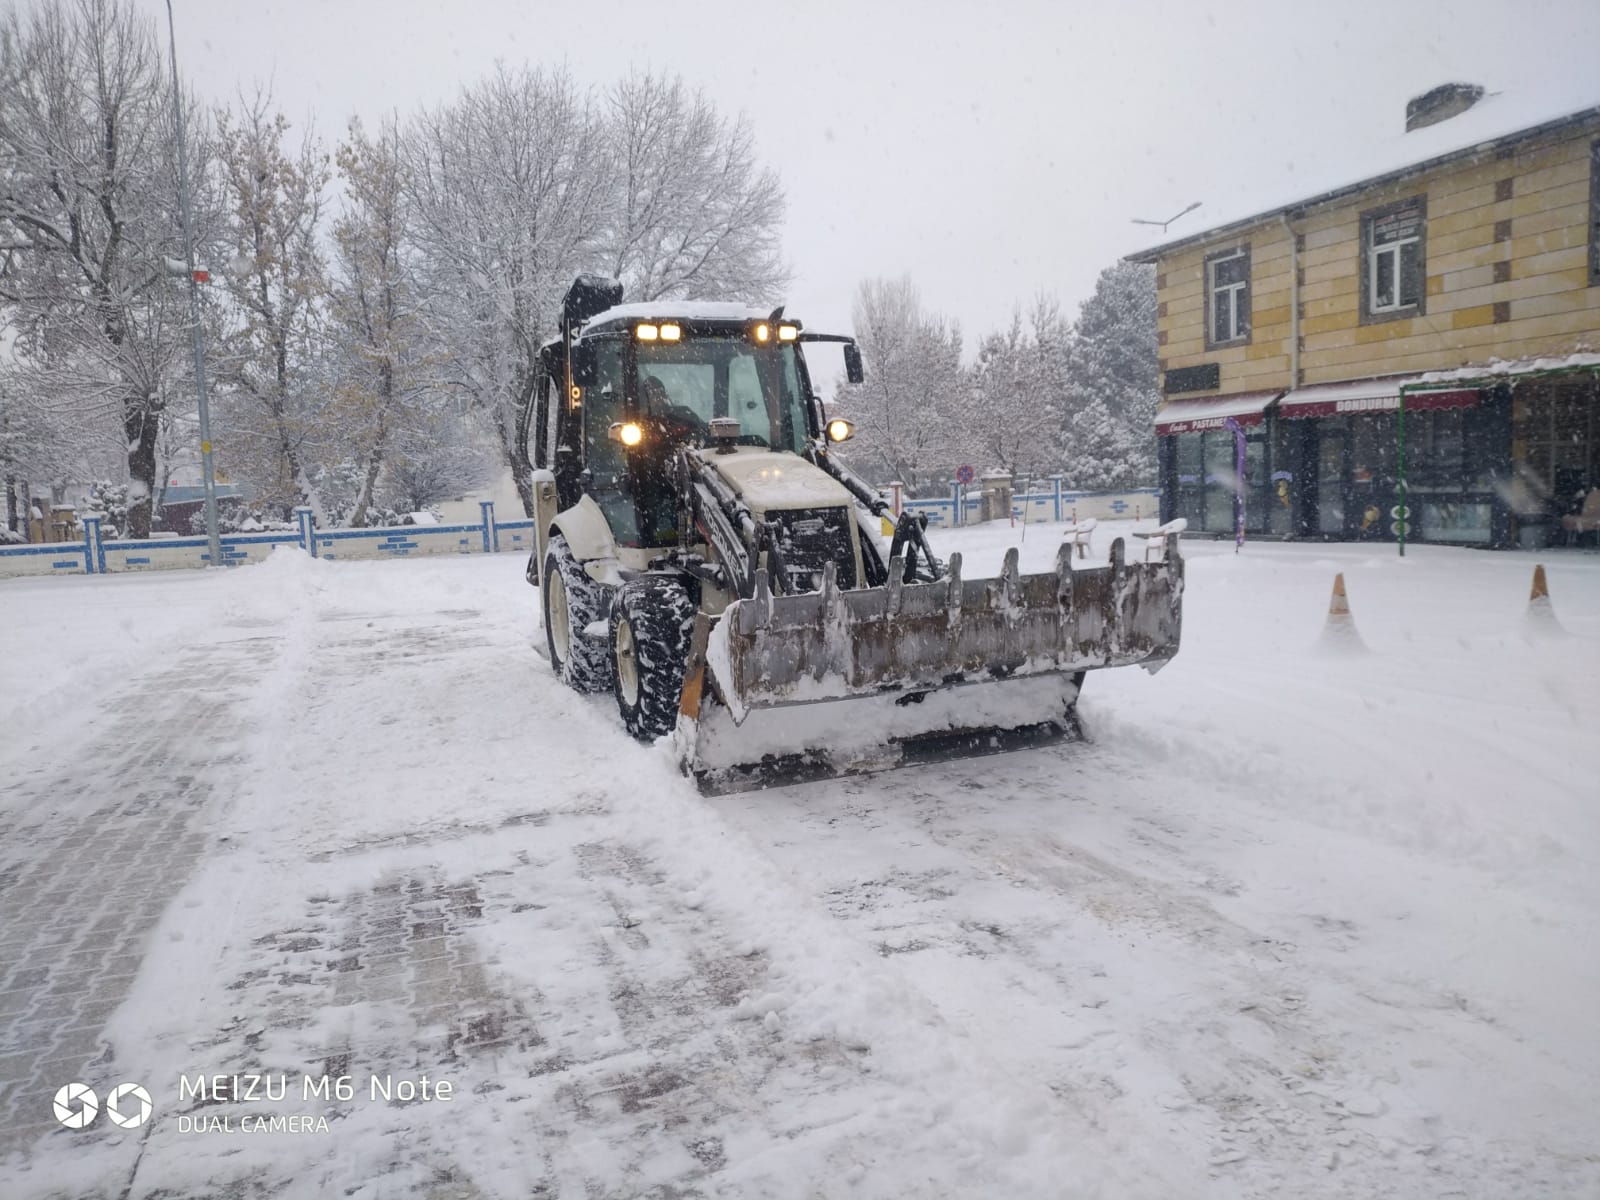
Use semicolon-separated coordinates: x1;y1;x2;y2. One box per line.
610;575;697;741
543;534;613;693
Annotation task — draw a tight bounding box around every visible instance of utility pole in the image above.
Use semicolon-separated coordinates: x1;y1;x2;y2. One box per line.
165;0;223;567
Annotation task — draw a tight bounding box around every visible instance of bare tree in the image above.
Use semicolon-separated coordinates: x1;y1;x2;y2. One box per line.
833;276;965;493
331;115;425;527
381;410;489;514
967;296;1069;479
601;70;788;303
211;90;331;518
404;65;611;515
0;0;205;537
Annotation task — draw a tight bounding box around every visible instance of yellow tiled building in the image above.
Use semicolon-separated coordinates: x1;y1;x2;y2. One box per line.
1127;84;1600;548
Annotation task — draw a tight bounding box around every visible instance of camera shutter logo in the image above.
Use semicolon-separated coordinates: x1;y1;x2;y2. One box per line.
106;1082;153;1129
53;1083;99;1129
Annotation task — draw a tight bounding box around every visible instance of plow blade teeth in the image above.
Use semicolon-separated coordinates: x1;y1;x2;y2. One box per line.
676;541;1183;792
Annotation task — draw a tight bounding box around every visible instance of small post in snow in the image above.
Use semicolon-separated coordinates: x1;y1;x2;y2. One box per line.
295;506;316;558
480;500;497;553
82;516;101;575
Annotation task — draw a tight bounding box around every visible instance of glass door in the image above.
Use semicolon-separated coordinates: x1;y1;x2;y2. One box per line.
1202;430;1236;534
1317;421;1347;537
1244;432;1269;534
1350;413;1398;540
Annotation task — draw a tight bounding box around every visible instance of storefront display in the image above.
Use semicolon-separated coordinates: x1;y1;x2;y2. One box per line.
1155;373;1559;549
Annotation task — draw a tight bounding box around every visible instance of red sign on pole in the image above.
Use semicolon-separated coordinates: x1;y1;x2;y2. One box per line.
955;464;975;486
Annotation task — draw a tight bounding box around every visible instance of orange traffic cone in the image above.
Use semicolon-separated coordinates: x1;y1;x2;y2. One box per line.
1318;572;1368;653
1524;563;1564;636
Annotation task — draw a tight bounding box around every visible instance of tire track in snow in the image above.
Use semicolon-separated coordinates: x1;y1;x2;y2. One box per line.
708;744;1585;1199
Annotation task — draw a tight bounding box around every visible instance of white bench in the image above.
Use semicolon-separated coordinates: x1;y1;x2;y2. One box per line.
1131;518;1187;562
1061;518;1097;560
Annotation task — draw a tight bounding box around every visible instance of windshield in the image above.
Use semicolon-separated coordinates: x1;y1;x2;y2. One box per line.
635;337;810;454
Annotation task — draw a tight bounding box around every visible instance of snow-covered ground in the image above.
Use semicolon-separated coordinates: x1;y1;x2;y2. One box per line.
1;523;1597;1199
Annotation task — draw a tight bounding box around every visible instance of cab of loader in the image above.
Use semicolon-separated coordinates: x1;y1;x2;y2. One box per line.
533;305;826;551
521;276;888;737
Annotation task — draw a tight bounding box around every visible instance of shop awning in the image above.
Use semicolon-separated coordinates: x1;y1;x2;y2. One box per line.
1278;377;1481;419
1154;390;1282;435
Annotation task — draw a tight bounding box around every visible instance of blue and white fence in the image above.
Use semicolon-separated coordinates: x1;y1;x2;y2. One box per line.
902;482;1161;528
2;485;1164;579
0;502;537;579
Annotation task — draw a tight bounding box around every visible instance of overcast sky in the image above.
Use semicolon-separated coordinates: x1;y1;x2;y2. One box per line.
136;0;1599;348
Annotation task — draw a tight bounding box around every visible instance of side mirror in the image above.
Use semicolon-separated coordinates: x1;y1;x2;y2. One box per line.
843;343;865;385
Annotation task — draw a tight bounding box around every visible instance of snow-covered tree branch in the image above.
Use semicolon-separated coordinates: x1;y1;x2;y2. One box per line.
601;70;788;304
210;89;332;518
0;0;209;536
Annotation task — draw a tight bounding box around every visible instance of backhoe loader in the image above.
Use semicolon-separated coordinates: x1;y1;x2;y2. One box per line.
523;276;1184;793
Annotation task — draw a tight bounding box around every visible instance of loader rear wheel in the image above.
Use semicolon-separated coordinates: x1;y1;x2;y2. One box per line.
543;534;612;694
611;576;696;741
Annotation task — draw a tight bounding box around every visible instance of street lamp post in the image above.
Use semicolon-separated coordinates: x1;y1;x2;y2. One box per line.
164;0;222;568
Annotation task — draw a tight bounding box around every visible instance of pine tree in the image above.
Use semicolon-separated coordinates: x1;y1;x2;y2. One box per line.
1058;261;1159;489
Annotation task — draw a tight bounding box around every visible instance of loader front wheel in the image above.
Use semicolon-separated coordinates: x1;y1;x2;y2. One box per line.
611;576;696;741
543;534;613;693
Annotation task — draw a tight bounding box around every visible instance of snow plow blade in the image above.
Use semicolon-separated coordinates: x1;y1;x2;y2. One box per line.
676;537;1184;794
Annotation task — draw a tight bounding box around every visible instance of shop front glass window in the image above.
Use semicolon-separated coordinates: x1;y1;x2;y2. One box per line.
1202;430;1236;533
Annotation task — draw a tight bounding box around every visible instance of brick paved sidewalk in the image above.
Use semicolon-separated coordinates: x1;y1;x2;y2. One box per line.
0;636;273;1158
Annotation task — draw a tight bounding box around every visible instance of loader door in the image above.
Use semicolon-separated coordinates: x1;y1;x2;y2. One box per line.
575;338;649;547
544;344;585;511
529;361;561;577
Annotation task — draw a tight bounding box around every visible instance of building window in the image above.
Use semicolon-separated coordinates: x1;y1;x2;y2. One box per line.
1515;378;1598;516
1409;409;1468;488
1205;245;1251;348
1590;139;1599;286
1361;196;1427;322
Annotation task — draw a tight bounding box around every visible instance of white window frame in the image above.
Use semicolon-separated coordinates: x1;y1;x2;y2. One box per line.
1369;235;1420;313
1207;247;1249;344
1364;198;1426;317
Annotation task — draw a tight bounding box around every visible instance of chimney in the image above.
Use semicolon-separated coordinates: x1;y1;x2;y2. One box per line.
1406;83;1485;132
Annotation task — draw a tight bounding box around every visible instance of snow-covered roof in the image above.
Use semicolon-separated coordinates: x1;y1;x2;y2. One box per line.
586;301;778;327
1128;84;1600;263
162;484;243;504
1153;389;1281;433
1283;376;1418;405
1417;352;1600;384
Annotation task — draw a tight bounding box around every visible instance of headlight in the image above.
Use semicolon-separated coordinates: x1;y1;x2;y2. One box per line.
609;422;644;447
634;323;659;341
751;322;771;344
826;418;855;443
